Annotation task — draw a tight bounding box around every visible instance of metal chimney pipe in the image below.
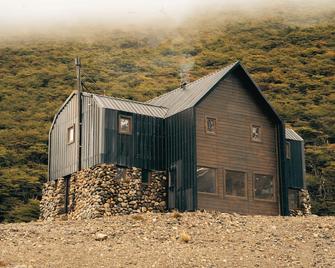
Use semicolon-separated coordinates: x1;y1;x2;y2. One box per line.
75;57;82;171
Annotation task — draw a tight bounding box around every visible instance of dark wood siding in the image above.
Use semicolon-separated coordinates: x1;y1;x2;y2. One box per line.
196;72;280;215
103;109;165;171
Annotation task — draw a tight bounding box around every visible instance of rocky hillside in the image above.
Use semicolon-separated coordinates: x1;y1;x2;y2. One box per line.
0;212;334;267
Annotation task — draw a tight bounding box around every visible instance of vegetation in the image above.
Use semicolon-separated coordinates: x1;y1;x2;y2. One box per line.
0;4;334;221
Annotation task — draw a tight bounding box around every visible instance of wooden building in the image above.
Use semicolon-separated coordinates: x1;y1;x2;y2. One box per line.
48;61;306;215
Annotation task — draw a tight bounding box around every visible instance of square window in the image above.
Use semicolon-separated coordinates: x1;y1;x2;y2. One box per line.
67;125;75;144
254;174;274;201
119;115;132;134
288;188;300;210
141;169;151;184
251;125;261;142
205;117;217;134
197;167;217;194
225;170;247;197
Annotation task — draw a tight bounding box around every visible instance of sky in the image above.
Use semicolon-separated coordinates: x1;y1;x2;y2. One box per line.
0;0;333;33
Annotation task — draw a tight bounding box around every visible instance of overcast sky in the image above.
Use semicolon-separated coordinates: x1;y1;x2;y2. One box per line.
0;0;333;31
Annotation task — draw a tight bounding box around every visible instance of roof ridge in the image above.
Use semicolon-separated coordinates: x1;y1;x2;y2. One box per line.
84;92;168;110
147;62;238;104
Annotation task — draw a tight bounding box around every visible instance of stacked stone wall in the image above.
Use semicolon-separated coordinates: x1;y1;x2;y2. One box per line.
40;164;167;220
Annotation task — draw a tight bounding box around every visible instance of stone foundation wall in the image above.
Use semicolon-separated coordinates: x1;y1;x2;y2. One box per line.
290;189;312;216
40;164;167;221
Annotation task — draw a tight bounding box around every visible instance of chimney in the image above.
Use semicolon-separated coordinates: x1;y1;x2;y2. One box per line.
181;81;187;89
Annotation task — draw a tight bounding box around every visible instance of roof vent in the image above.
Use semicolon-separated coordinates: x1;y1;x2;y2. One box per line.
181;81;187;89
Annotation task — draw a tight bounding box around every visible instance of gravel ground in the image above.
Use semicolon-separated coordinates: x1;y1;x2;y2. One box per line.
0;212;334;268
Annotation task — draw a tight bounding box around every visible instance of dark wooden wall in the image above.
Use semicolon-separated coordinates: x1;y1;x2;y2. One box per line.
196;72;280;215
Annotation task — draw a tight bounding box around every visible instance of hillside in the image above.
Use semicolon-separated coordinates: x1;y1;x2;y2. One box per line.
0;4;334;221
0;212;334;267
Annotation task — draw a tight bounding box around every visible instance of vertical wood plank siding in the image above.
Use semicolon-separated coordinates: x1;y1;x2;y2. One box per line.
285;140;305;189
49;94;78;180
166;108;197;211
103;109;165;171
196;73;280;215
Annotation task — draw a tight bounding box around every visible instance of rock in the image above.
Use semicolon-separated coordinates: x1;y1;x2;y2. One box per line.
95;233;108;241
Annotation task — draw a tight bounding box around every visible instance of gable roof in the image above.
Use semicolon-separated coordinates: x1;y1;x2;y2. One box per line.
285;128;304;141
147;61;239;117
86;92;168;118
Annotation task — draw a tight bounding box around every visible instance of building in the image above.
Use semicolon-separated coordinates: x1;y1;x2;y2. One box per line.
48;61;305;215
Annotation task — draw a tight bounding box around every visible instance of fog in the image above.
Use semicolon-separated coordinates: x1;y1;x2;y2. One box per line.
0;0;334;36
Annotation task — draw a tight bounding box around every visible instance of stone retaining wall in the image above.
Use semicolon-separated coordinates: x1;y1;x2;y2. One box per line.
40;164;167;221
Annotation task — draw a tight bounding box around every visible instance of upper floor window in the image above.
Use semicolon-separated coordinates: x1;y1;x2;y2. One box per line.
286;142;291;159
119;115;132;134
251;125;262;142
205;116;217;134
67;125;75;144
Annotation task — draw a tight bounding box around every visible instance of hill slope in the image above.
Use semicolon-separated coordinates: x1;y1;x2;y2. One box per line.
0;5;334;221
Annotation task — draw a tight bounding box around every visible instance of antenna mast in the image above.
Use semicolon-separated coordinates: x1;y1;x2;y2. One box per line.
75;57;82;171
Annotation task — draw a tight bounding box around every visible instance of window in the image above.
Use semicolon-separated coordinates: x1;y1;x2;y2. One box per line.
288;188;300;210
205;116;217;134
251;125;261;142
67;125;75;144
225;170;247;197
119;115;132;134
254;174;274;201
286;142;291;159
197;167;217;194
141;170;151;184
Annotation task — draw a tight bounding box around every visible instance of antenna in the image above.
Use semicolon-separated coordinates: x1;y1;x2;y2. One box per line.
75;57;82;172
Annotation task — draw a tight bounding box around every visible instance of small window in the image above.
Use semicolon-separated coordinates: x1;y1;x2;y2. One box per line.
225;170;247;197
251;125;261;142
288;188;299;210
119;115;132;134
141;170;151;184
205;116;217;134
67;125;75;144
254;174;274;201
197;167;217;194
286;142;291;159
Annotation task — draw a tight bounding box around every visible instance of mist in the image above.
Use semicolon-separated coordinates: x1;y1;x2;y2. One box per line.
0;0;334;37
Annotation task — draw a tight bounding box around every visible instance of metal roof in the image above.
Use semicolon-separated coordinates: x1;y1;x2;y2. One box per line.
86;93;168;118
285;128;304;141
147;61;239;117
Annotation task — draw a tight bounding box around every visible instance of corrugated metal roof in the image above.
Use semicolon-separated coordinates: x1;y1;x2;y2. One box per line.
285;128;303;141
147;61;239;117
85;93;168;118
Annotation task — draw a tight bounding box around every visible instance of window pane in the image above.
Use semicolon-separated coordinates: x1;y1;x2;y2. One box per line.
251;125;261;142
206;117;216;133
225;170;246;197
255;174;274;200
197;167;216;193
119;116;132;134
68;126;74;143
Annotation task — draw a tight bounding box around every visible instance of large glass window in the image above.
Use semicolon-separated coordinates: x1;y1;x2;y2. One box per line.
225;170;247;197
197;167;217;194
254;174;274;200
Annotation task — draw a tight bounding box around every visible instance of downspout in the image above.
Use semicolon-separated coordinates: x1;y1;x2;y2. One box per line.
75;57;82;172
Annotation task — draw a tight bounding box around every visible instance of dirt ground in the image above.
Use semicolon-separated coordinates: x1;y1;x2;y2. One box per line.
0;211;334;268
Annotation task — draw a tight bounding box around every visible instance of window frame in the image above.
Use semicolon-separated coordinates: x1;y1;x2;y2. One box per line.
253;173;276;202
205;115;217;135
197;166;218;195
250;124;262;143
224;169;248;200
67;124;75;145
118;114;132;135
